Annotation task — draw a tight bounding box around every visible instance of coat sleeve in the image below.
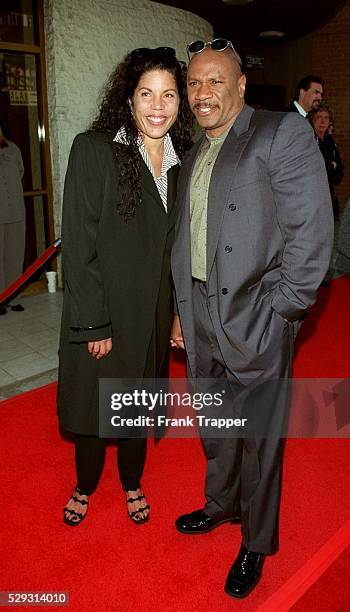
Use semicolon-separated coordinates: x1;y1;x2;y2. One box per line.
62;132;112;343
268;113;334;321
332;141;344;186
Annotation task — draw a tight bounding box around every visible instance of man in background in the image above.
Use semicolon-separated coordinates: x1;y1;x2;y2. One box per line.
287;74;324;116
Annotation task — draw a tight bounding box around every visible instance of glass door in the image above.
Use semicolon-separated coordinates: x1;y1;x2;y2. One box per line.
0;0;54;281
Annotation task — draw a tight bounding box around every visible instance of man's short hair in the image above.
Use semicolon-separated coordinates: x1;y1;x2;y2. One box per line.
294;75;325;101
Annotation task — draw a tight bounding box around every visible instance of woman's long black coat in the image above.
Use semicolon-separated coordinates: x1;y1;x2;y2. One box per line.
57;132;179;435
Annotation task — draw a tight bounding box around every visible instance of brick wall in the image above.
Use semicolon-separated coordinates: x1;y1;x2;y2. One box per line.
312;0;350;209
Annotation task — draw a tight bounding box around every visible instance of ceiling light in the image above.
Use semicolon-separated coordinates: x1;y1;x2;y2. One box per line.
259;30;285;38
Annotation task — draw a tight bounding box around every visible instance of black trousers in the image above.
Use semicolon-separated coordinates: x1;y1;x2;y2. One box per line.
74;310;166;496
75;435;147;495
192;279;292;555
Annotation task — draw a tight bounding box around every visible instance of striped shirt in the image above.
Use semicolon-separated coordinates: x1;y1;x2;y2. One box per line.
114;127;180;212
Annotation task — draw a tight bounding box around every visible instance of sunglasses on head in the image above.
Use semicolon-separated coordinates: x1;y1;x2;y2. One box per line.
130;47;176;59
186;38;241;66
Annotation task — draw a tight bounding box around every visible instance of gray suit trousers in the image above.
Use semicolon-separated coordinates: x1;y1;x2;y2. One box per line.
192;279;292;555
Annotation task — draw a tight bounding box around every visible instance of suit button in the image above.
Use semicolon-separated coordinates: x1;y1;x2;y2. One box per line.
229;203;237;211
225;245;232;253
221;288;228;295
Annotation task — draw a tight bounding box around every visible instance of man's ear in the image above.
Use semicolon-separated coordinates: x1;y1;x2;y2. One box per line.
238;74;246;98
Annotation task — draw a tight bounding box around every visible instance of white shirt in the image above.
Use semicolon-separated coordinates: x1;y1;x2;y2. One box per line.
113;127;180;212
293;101;307;117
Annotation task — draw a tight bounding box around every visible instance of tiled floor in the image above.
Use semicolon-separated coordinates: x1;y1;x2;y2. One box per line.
0;291;62;400
1;231;349;402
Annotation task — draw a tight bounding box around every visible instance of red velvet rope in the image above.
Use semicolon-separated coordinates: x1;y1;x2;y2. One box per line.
0;239;61;305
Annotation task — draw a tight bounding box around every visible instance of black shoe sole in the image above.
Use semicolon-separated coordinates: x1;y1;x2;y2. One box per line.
176;516;240;535
128;514;150;525
63;512;87;527
224;572;262;599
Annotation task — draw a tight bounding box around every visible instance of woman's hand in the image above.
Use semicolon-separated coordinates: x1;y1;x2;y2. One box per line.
170;315;184;350
88;337;112;359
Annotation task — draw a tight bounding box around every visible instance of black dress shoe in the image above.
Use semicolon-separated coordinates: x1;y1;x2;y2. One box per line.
0;306;7;316
175;509;240;534
225;545;265;598
10;304;24;312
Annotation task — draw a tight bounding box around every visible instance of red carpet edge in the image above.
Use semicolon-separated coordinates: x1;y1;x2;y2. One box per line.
256;518;350;611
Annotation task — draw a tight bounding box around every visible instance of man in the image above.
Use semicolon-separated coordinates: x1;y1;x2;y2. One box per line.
171;39;333;598
287;74;324;116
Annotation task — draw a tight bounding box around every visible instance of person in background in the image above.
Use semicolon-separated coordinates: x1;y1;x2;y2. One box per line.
0;125;25;315
308;102;344;220
287;75;324;116
58;48;192;527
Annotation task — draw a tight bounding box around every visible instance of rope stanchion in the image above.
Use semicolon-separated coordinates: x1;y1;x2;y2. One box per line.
0;238;61;305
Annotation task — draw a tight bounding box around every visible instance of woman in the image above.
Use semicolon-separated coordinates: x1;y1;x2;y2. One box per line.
0;126;25;315
308;102;344;220
58;47;192;526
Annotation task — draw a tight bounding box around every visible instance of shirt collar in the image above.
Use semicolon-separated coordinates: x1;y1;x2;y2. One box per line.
206;122;233;145
114;126;142;146
113;126;180;167
294;100;307;117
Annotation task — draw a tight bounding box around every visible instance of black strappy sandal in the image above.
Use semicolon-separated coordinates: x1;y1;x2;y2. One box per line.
126;491;150;524
63;489;89;526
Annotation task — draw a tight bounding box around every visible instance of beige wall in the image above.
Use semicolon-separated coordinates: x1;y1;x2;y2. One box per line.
43;0;212;243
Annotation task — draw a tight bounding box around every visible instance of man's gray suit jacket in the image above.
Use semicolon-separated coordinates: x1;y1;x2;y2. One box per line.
171;104;333;381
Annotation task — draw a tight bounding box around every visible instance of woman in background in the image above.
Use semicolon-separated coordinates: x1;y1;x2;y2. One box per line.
308;102;344;220
0;125;25;315
58;48;192;526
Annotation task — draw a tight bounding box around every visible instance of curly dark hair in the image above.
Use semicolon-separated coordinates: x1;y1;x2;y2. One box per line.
307;101;334;126
89;49;193;219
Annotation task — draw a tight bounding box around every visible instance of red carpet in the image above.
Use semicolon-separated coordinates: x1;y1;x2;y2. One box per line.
289;547;350;612
1;277;350;611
